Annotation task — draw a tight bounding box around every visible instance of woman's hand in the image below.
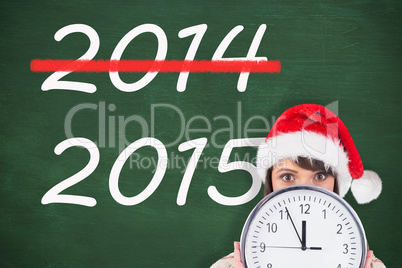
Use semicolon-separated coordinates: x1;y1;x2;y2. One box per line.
234;241;245;268
364;250;373;268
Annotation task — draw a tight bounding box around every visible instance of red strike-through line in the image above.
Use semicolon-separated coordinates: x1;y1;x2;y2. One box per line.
30;59;281;73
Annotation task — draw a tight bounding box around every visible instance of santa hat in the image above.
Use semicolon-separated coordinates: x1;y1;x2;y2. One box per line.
256;104;382;204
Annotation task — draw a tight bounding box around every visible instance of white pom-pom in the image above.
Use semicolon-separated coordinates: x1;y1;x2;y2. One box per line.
351;170;382;204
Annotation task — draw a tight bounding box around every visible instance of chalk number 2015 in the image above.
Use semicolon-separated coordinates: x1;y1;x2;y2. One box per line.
41;137;264;207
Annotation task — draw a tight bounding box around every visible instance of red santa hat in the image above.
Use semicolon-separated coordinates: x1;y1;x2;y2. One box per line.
256;104;382;204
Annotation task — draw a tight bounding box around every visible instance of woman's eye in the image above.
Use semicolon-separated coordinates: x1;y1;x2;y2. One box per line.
315;173;327;181
281;174;294;182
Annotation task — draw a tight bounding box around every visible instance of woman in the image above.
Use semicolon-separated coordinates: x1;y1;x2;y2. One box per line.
211;104;385;268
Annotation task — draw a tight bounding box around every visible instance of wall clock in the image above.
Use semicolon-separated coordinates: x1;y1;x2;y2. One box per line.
240;185;367;268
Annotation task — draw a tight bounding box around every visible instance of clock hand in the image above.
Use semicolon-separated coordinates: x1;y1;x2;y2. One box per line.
263;246;322;250
265;246;302;249
301;220;306;251
285;207;302;246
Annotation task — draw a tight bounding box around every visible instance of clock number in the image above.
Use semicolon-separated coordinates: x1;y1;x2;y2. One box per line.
337;224;343;234
260;242;266;252
41;24;99;93
109;137;168;205
176;138;208;205
41;138;99;207
267;264;272;268
299;204;310;214
337;265;341;268
343;243;348;254
110;24;168;92
279;209;289;220
177;24;208;92
212;24;267;92
322;209;326;219
207;138;265;206
266;222;277;233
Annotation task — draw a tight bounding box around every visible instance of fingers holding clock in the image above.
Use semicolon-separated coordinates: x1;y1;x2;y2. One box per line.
364;250;373;268
234;242;245;268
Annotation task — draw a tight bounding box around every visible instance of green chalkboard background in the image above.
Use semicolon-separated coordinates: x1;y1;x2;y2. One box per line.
1;0;401;267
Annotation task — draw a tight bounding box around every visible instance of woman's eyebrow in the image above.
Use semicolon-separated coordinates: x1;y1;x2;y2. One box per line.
276;168;298;173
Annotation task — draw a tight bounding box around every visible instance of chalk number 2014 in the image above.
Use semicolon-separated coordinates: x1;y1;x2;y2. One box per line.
40;23;267;93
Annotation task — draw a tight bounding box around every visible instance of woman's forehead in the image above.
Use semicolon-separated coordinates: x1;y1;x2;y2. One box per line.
274;158;326;172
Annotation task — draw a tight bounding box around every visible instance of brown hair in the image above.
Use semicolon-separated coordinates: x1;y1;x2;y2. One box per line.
264;157;339;196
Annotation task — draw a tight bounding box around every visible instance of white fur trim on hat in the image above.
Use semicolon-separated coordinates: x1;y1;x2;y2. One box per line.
256;130;352;197
351;170;382;204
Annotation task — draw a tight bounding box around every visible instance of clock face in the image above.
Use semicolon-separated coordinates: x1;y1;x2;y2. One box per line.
240;185;367;268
